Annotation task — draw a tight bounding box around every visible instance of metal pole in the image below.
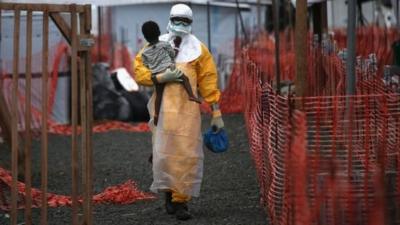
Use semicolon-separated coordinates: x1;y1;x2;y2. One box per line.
207;1;211;52
288;0;293;29
396;0;400;29
295;0;308;101
235;0;248;42
346;0;356;95
345;0;357;199
257;0;261;29
272;0;281;93
97;6;102;62
312;2;328;41
330;0;335;28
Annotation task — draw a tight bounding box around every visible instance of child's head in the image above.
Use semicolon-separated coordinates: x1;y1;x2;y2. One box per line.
142;21;160;44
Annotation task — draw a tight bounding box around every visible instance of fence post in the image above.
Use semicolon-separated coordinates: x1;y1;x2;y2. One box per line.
79;4;94;224
272;0;280;93
295;0;308;104
11;8;20;225
70;4;79;225
24;9;33;225
0;94;11;145
40;8;49;225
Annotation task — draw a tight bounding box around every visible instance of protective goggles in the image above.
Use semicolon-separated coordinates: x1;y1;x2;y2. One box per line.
170;17;192;26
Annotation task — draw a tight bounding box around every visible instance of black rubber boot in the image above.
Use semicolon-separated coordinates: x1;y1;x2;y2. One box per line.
165;192;176;214
175;203;192;221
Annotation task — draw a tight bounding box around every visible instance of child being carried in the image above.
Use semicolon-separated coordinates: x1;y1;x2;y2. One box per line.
141;20;201;105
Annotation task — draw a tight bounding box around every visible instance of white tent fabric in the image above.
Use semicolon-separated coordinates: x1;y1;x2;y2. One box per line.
5;0;249;8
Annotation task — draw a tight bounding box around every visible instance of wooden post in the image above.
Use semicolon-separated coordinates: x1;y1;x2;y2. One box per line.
83;6;93;224
79;13;88;225
70;5;79;225
0;3;86;12
24;10;33;225
50;12;72;44
295;0;308;102
11;9;20;225
40;9;49;225
79;4;93;225
0;93;11;145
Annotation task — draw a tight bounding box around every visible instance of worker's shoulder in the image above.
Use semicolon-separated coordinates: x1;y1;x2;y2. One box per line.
199;42;211;55
185;34;209;53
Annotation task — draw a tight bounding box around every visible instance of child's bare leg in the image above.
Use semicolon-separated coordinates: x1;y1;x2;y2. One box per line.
153;83;165;125
180;74;202;103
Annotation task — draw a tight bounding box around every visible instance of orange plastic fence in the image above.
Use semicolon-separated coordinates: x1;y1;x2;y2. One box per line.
0;167;155;211
0;38;152;212
220;27;398;114
241;39;400;224
0;40;149;138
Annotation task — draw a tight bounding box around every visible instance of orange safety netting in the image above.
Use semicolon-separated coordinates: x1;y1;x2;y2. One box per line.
0;39;149;138
0;38;153;212
240;31;400;224
219;27;399;114
0;167;155;211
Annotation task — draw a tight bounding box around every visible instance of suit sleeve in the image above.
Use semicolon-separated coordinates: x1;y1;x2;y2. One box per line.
134;48;154;86
196;43;221;104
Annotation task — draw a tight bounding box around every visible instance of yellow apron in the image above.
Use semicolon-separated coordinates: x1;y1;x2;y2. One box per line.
148;63;203;197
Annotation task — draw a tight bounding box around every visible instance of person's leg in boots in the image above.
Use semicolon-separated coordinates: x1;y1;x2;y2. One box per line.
164;190;192;220
164;191;175;214
172;191;192;220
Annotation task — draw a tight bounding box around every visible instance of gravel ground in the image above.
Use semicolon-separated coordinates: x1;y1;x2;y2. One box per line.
0;114;268;225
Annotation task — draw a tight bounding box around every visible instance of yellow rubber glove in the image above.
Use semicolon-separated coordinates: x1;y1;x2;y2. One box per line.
210;104;224;131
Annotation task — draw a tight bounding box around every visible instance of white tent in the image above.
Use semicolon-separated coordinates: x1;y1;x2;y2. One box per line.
6;0;250;7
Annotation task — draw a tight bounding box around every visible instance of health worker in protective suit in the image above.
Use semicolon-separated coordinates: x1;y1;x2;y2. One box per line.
134;3;224;221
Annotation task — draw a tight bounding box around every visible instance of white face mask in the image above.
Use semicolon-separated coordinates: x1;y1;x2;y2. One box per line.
167;21;192;37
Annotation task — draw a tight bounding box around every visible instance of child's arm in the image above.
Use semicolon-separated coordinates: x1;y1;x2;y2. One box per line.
164;44;176;61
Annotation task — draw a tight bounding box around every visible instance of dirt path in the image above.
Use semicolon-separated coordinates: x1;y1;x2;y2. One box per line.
0;114;267;225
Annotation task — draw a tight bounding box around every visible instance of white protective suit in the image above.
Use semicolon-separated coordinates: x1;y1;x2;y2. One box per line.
134;32;220;198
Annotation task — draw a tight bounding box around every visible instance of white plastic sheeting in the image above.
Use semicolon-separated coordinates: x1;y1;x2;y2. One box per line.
5;0;250;7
